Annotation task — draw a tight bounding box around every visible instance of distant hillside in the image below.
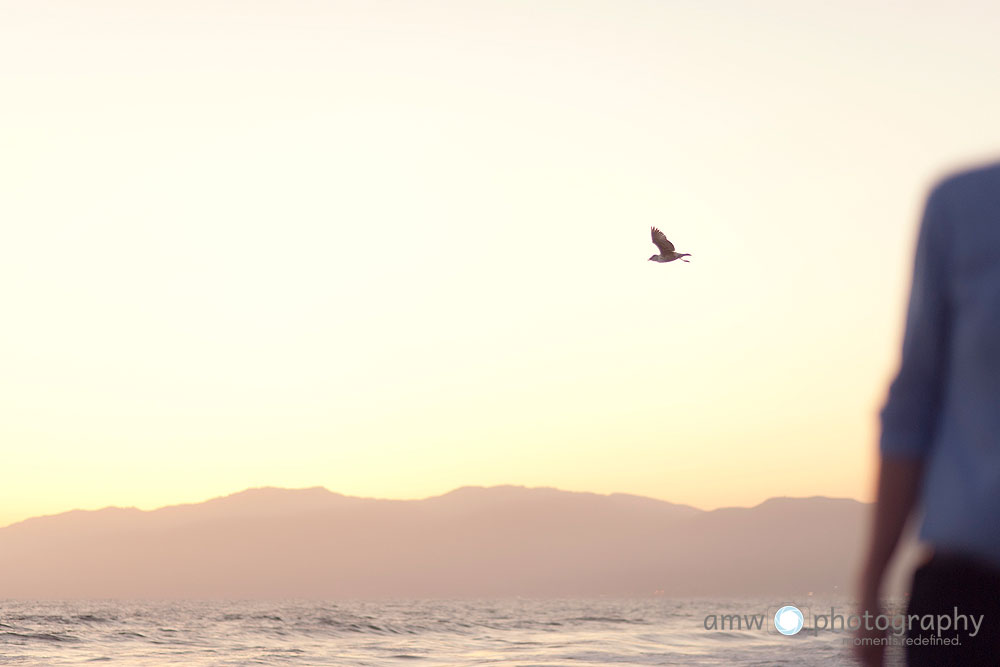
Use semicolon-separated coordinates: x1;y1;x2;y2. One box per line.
0;486;886;599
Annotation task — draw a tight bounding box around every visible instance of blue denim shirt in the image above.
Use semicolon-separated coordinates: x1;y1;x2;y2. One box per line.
880;161;1000;567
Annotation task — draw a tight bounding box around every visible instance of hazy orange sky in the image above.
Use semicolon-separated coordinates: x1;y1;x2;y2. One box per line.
4;1;1000;528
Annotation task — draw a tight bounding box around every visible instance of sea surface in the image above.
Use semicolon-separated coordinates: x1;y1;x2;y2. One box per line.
0;598;900;666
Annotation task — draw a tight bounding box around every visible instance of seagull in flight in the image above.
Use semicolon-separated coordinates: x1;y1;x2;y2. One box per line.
648;227;691;263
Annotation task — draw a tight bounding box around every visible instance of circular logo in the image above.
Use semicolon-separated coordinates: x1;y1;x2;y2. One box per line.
774;605;804;635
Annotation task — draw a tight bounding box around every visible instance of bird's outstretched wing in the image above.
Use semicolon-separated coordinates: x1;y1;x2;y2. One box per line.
651;227;675;254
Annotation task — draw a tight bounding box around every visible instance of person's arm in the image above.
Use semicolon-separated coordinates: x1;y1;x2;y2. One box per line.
860;456;924;598
854;457;924;667
855;457;924;667
855;182;951;665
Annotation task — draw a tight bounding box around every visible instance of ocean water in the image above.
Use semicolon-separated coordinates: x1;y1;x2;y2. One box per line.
0;598;897;666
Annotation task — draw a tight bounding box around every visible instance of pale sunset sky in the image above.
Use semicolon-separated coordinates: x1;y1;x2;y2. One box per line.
3;1;1000;527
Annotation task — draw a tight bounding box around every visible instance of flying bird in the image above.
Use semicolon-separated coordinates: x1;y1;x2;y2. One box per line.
648;227;691;263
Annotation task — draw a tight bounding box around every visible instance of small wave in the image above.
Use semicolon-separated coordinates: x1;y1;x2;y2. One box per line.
76;614;114;623
316;616;342;627
10;614;71;624
222;611;282;621
1;631;81;643
704;631;753;640
568;616;646;624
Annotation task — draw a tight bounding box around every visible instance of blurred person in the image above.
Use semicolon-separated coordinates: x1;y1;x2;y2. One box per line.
858;162;1000;666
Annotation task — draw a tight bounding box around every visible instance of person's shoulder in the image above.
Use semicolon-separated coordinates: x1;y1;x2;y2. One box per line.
931;158;1000;204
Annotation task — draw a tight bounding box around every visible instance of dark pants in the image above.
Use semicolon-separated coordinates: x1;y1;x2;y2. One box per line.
906;552;1000;666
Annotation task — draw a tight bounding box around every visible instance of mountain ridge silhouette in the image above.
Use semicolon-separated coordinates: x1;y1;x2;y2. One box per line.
0;485;888;599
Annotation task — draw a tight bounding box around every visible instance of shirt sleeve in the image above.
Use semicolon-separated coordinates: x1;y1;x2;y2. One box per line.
879;183;952;459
